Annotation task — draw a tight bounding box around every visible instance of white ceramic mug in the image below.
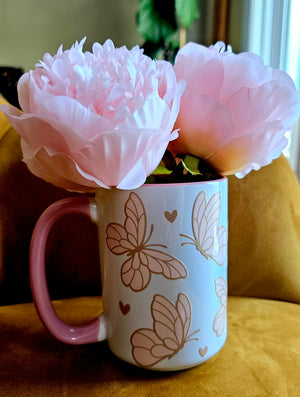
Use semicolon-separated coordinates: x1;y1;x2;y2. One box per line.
30;178;228;371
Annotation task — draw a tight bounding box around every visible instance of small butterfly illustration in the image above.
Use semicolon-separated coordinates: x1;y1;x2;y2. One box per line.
131;293;200;367
180;191;227;266
213;277;227;337
106;192;187;292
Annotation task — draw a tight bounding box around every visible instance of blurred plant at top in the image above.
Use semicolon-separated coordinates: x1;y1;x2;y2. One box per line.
137;0;200;61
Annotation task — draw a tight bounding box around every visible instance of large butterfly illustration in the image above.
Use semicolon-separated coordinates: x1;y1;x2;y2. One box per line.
106;192;187;291
180;191;227;266
213;277;227;337
131;293;200;367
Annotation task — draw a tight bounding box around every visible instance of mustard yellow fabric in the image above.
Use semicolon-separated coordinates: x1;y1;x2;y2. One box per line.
228;155;300;303
0;296;299;397
0;96;11;141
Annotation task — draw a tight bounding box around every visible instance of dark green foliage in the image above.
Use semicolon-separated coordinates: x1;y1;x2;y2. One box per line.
146;151;221;184
137;0;200;60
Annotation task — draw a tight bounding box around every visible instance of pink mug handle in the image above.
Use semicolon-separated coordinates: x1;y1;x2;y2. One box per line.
30;197;106;345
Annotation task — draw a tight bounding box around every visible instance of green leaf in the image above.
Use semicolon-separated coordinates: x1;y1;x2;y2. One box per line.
151;150;176;174
147;153;221;184
137;0;178;44
181;154;201;175
175;0;200;28
152;165;173;175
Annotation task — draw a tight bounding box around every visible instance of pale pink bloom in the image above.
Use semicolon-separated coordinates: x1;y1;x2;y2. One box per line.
0;38;185;191
169;42;300;177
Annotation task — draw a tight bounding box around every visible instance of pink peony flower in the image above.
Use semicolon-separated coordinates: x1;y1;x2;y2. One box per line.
169;42;300;178
0;38;185;191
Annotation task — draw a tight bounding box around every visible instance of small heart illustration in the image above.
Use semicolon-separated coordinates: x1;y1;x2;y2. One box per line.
164;210;178;223
199;346;208;357
119;301;130;315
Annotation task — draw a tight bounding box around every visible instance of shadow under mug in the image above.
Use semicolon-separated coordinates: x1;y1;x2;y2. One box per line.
30;178;228;371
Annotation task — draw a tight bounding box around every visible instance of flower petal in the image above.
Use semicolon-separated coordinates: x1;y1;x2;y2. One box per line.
2;39;185;191
33;94;114;139
226;80;300;134
17;73;31;113
207;121;288;176
175;57;224;102
1;104;86;152
73;127;173;188
22;140;106;191
172;41;300;178
119;97;171;130
221;51;272;101
170;87;235;158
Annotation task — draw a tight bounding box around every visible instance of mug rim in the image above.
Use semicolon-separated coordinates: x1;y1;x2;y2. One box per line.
140;175;227;188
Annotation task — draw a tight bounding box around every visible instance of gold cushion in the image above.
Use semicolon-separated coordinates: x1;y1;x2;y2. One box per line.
0;296;299;396
228;155;300;303
0;97;11;140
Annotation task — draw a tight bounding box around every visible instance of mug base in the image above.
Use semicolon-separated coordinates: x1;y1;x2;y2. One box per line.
108;337;227;372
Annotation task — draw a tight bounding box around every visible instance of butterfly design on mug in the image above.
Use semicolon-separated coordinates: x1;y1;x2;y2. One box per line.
106;192;187;292
180;191;227;266
213;277;227;337
131;293;200;367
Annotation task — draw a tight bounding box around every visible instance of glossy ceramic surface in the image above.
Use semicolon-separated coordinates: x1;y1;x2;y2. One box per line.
30;178;228;371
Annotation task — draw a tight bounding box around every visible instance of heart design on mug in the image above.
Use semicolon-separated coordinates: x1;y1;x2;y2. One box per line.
164;210;178;223
199;346;208;357
119;301;130;315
